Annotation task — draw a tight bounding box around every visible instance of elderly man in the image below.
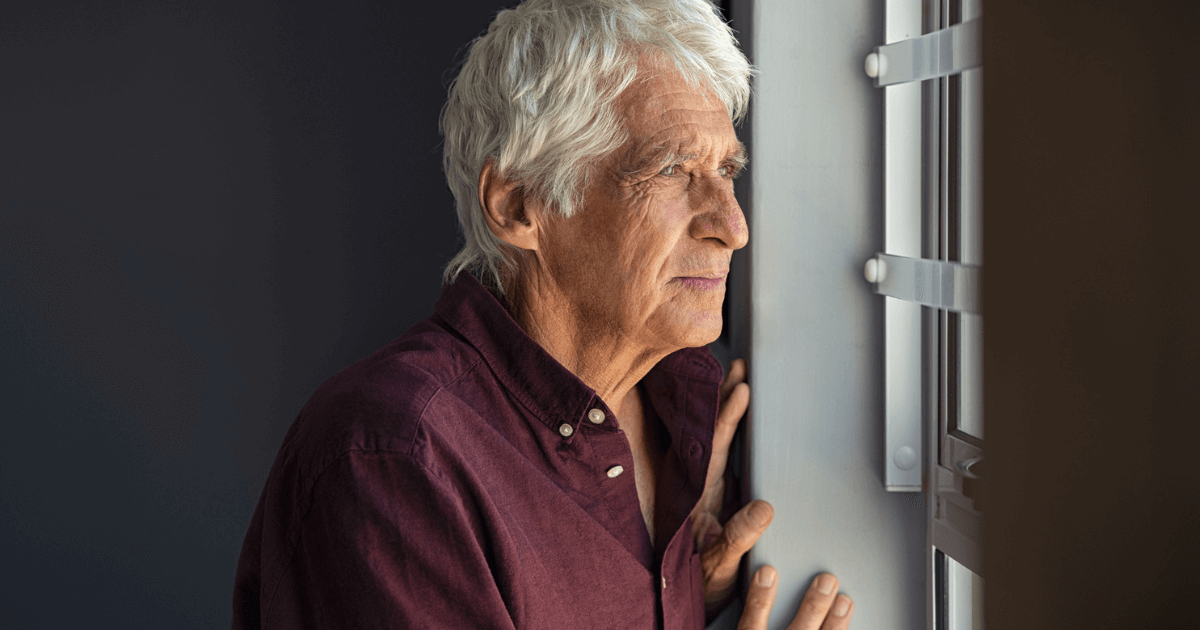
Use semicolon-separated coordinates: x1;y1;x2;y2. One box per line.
234;0;853;628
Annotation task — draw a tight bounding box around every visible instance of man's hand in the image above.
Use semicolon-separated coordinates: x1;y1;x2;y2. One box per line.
696;360;855;628
739;568;855;630
696;359;772;609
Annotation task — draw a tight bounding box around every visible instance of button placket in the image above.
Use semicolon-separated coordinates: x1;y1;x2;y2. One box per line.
575;415;653;566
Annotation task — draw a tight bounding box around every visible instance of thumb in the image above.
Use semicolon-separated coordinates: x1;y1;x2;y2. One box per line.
701;500;774;603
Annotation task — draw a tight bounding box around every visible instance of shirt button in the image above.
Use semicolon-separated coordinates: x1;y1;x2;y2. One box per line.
559;423;574;437
587;408;606;424
606;465;624;478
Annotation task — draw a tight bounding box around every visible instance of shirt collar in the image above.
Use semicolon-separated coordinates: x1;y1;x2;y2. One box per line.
434;274;724;437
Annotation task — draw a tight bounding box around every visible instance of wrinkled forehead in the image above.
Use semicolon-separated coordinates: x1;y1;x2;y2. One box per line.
612;64;739;162
619;56;728;121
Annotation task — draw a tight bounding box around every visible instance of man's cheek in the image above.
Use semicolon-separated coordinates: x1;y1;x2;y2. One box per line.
617;213;670;269
657;194;690;223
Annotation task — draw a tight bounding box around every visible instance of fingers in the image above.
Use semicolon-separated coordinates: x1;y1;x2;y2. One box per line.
785;573;854;630
823;595;854;630
702;359;749;517
701;500;774;603
720;500;773;558
740;569;855;630
701;374;749;521
720;358;747;402
717;359;749;439
711;381;748;472
715;358;748;453
716;381;749;440
737;566;779;630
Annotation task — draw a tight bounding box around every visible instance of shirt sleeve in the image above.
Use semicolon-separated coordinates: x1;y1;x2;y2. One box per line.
262;449;516;630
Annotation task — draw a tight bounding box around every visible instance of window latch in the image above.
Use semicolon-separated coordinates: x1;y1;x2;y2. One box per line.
864;253;982;315
864;17;982;87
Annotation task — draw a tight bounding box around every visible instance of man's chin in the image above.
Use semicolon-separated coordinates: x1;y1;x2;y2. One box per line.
675;318;725;349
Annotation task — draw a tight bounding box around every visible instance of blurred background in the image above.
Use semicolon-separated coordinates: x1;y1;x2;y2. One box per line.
1;1;519;626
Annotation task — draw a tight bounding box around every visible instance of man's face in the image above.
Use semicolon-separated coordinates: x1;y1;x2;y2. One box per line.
535;60;748;352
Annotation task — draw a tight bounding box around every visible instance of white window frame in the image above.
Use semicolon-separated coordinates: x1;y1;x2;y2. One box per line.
723;0;984;628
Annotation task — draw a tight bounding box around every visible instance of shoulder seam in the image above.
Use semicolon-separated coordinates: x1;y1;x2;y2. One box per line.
262;354;485;627
405;354;486;457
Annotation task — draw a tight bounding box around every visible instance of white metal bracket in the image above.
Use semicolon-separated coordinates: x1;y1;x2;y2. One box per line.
864;253;982;314
865;18;981;87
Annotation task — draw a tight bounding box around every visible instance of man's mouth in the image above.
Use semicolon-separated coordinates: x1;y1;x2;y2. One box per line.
674;275;727;290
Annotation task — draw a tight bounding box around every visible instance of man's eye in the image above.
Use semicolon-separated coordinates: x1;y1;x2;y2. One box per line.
659;165;676;176
717;166;729;177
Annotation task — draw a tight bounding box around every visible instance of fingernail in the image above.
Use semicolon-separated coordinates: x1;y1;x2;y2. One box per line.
816;573;835;595
756;567;776;587
747;501;772;527
833;595;851;617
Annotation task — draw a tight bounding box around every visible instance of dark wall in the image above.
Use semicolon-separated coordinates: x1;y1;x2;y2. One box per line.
985;1;1200;628
0;1;513;627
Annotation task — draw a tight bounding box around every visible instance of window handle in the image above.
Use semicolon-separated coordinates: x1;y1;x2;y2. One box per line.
864;253;982;314
956;456;984;480
865;17;982;87
957;457;985;512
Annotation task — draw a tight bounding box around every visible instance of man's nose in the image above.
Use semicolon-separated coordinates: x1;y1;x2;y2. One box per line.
690;178;748;250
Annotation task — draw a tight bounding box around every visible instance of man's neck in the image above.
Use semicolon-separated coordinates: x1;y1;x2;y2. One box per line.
507;271;671;414
507;267;673;543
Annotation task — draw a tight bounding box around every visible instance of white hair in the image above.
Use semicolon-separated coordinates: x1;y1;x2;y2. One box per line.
440;0;752;293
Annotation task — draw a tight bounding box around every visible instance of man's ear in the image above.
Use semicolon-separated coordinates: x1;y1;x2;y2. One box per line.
478;159;539;251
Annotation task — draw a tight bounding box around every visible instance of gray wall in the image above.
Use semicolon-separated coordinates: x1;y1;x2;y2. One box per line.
742;1;927;628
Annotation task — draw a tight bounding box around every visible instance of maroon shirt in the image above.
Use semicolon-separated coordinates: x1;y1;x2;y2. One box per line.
233;274;726;629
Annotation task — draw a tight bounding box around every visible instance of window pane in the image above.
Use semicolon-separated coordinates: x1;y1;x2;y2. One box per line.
957;0;982;440
945;551;985;630
958;313;983;439
960;66;983;265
